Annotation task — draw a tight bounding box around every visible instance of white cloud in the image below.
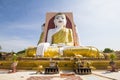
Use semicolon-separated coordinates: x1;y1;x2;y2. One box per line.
1;22;42;31
0;36;36;52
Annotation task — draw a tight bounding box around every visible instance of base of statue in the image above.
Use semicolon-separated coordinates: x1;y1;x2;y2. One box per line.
74;67;91;75
45;67;59;74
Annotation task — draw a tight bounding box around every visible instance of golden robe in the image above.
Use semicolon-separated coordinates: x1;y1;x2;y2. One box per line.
37;32;44;45
52;27;73;46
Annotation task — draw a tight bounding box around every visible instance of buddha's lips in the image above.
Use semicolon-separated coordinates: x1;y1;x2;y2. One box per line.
58;21;62;23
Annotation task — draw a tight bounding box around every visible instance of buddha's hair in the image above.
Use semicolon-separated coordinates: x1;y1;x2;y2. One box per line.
55;12;66;17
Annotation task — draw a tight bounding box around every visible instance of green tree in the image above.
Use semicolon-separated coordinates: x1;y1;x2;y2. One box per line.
109;53;117;72
17;49;26;54
0;45;2;50
110;53;116;61
12;54;18;62
103;48;114;53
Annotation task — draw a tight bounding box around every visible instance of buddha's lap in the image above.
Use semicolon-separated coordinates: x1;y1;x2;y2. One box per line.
26;46;99;57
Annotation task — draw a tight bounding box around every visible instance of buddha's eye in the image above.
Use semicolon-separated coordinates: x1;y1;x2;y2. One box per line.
56;17;59;19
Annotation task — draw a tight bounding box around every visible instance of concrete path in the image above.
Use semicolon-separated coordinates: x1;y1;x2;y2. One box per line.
92;70;119;80
0;70;119;80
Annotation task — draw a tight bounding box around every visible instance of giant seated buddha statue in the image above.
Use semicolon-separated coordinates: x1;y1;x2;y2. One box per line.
26;12;102;58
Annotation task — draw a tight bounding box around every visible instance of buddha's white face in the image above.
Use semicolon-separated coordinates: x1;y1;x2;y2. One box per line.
54;14;67;27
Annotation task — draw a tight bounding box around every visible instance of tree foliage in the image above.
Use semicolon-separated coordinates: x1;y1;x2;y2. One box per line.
0;45;2;50
109;53;116;61
103;48;114;53
17;49;26;54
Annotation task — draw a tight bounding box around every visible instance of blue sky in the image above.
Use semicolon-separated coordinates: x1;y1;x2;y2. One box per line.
0;0;120;52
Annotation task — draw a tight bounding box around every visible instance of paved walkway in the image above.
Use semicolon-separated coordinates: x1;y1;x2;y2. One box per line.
0;70;119;80
92;70;119;80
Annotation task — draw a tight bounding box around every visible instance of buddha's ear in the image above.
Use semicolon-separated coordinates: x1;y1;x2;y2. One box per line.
63;25;66;28
53;18;57;27
55;26;57;28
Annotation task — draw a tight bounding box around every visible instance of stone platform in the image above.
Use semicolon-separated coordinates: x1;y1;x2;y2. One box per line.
0;70;119;80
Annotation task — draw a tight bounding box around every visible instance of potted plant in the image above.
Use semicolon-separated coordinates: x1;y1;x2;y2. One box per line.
9;53;18;73
109;53;117;72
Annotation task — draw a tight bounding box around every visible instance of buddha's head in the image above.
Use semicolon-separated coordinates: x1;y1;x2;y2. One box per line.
54;13;67;27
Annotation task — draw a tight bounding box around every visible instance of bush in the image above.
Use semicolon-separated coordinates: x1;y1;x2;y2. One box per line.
103;48;114;53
